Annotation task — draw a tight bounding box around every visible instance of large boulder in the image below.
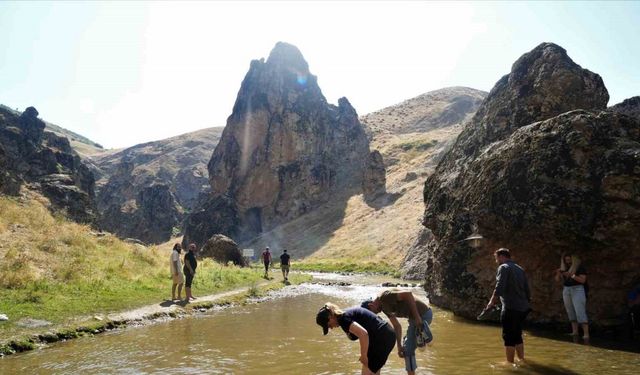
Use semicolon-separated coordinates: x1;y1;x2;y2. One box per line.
200;234;247;266
407;43;640;327
184;42;372;244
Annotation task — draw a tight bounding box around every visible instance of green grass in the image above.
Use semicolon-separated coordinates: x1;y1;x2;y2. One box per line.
294;260;400;277
0;196;265;339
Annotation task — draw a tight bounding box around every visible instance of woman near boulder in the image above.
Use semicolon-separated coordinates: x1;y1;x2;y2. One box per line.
316;302;396;375
555;254;589;340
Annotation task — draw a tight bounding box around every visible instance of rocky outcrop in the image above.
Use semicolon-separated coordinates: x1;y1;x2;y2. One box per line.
363;150;386;201
184;42;372;247
0;106;96;222
611;96;640;119
407;43;640;326
92;127;223;244
200;234;246;266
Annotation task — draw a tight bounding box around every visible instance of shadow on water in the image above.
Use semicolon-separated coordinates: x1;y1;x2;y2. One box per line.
505;359;583;375
526;325;640;354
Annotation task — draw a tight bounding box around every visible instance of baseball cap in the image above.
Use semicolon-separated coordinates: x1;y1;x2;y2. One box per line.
316;305;331;335
360;299;373;310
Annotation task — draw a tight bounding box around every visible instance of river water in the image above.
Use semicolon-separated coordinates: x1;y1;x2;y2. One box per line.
1;272;639;374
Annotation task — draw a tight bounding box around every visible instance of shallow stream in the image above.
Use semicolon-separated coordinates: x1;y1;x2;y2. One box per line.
1;272;638;374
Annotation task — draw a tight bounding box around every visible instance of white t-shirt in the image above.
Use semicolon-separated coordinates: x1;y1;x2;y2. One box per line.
170;250;182;274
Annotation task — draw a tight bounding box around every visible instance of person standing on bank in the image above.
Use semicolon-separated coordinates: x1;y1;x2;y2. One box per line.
183;243;198;302
486;248;531;364
554;253;589;340
316;302;396;375
170;243;184;301
262;246;272;278
280;249;291;281
361;289;433;375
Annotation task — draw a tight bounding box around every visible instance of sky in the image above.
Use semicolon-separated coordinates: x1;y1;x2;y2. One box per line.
1;1;639;149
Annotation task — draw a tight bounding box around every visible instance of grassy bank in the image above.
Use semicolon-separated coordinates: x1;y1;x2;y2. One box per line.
0;196;286;345
294;259;400;277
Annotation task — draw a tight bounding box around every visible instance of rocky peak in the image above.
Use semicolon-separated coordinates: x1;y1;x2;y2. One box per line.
184;42;374;247
455;42;608;160
266;41;310;73
610;96;640;119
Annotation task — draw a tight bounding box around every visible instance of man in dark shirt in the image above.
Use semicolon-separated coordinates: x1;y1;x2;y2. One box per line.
280;249;291;281
183;243;198;302
486;248;531;364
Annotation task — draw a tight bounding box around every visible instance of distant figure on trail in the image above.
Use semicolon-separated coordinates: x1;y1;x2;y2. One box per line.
555;253;589;340
362;288;433;375
170;243;184;301
262;247;272;277
316;302;396;375
486;248;531;364
183;243;198;302
280;249;290;281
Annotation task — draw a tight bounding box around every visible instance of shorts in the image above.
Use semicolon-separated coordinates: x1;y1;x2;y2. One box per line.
501;308;528;347
172;272;184;284
281;264;290;271
185;272;194;288
367;322;397;373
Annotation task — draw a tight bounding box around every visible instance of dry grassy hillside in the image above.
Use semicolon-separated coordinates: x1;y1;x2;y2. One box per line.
242;87;487;270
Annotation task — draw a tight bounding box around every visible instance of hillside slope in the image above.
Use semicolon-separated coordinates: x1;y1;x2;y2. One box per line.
241;87;486;269
90;127;224;244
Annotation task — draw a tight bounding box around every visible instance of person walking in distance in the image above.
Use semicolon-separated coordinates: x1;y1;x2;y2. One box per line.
170;243;184;301
262;246;272;278
183;243;198;302
362;289;433;375
485;248;531;364
280;249;291;281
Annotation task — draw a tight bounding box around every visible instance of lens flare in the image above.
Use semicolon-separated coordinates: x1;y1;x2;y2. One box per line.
296;74;307;86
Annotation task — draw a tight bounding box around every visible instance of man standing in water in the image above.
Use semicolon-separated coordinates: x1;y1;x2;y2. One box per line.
261;246;272;278
362;288;433;375
280;249;290;281
485;248;531;364
170;243;184;301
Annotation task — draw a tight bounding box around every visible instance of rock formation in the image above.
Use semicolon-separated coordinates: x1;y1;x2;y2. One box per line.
0;106;96;222
610;96;640;119
200;234;246;266
92;127;223;244
406;43;640;327
183;42;373;247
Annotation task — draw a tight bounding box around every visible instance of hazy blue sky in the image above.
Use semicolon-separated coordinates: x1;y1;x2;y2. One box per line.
1;1;638;148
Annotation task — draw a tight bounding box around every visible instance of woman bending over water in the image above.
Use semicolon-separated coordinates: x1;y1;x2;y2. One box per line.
316;302;396;375
555;254;589;340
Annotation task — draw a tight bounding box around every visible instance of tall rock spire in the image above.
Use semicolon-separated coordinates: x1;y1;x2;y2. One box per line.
184;42;375;247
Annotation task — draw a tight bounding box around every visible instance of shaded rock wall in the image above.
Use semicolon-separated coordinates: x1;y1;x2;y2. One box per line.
407;43;640;326
0;106;96;222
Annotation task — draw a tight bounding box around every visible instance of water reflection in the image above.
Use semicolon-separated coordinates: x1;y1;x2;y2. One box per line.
1;275;639;374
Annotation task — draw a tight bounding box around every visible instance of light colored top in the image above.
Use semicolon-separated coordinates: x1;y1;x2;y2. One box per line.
170;250;182;274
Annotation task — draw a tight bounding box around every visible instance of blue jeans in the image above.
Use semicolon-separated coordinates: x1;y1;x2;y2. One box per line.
563;285;588;324
402;308;433;372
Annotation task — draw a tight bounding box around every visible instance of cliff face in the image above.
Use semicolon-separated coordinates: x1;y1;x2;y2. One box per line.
92;127;223;244
408;43;640;325
0;106;96;222
183;42;372;247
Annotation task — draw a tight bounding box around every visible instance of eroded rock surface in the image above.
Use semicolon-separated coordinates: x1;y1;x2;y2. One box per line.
0;106;96;222
406;43;640;326
184;42;373;247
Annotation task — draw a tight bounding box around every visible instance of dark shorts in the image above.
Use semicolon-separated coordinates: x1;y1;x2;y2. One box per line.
184;272;194;288
264;262;270;271
367;322;397;373
501;309;528;347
